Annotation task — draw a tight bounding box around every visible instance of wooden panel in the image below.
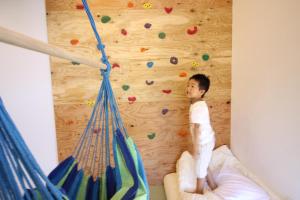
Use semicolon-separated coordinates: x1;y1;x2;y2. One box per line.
46;0;231;184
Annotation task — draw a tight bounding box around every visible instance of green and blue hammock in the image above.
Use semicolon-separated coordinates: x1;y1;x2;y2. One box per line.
0;0;149;199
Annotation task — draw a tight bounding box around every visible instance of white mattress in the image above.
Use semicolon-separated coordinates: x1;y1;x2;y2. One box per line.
163;145;281;200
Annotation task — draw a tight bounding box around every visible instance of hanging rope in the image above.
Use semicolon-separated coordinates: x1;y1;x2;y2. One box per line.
0;98;66;200
82;0;111;73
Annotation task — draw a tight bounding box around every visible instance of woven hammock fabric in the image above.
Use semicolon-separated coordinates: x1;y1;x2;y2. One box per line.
0;98;67;200
47;0;150;199
0;0;149;199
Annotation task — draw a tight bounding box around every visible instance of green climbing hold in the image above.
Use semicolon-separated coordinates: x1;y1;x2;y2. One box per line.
202;54;210;61
101;16;111;23
147;132;156;140
71;61;80;65
158;32;166;39
122;85;130;91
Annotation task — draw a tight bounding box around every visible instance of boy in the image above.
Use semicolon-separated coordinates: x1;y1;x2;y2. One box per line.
186;74;217;194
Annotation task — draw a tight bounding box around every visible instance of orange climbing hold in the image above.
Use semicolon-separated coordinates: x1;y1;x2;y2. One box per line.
70;39;79;45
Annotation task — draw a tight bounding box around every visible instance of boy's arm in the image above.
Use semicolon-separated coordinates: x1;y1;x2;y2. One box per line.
192;123;201;157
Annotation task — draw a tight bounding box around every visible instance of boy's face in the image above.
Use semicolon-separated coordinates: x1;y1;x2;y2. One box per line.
186;79;205;99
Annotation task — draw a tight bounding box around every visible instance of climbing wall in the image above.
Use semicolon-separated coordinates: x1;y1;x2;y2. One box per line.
46;0;231;184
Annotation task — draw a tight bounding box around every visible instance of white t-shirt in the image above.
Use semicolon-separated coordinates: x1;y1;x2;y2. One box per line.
189;101;215;145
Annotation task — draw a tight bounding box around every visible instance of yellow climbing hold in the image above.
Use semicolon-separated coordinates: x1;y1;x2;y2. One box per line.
192;61;200;67
87;99;95;107
143;2;152;9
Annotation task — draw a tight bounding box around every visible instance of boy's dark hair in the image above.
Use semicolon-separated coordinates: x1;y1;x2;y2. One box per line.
189;74;210;98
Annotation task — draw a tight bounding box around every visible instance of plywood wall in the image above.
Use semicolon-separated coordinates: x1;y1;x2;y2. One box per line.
46;0;231;184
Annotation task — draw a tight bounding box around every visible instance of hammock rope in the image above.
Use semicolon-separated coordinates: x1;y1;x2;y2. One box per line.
0;0;149;199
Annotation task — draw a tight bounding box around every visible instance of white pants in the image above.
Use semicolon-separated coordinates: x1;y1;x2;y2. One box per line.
195;139;215;178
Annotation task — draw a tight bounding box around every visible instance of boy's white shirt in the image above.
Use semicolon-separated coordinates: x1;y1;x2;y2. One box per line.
189;100;215;145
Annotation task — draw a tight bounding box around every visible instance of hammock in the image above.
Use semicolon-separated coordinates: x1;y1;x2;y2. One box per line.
50;0;149;199
0;98;67;200
0;0;149;199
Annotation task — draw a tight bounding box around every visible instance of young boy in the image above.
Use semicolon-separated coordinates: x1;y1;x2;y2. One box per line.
186;74;217;194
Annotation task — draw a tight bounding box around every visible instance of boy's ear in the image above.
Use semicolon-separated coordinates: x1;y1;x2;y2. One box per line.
199;89;205;95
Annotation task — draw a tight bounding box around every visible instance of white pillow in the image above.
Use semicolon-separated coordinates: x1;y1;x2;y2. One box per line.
214;163;270;200
176;151;197;192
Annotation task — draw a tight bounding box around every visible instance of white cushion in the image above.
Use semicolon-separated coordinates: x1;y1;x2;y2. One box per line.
214;162;270;200
176;151;197;192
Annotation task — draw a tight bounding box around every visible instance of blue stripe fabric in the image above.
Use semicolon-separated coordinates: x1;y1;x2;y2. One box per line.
0;97;66;200
48;156;75;185
106;165;116;199
0;0;150;198
115;129;139;200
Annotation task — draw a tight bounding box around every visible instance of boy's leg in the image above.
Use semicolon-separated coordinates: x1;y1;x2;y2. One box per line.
206;168;217;190
196;177;206;194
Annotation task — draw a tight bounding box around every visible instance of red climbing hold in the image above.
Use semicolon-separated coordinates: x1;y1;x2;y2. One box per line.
187;26;198;35
76;4;84;10
112;63;120;69
162;89;172;94
128;96;136;104
121;29;127;35
164;7;173;14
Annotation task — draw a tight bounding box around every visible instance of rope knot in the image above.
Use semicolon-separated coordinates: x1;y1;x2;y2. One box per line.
97;44;105;51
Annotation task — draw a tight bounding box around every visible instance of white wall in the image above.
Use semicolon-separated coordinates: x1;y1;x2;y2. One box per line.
0;1;58;174
232;0;300;199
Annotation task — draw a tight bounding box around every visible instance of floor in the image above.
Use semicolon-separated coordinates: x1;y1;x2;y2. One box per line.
150;185;166;200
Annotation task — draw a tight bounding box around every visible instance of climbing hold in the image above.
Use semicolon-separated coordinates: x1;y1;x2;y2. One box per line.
192;61;200;67
122;85;130;91
70;39;79;45
71;61;80;65
187;26;198;35
178;129;188;137
76;4;84;10
87;100;95;107
162;89;172;94
128;1;134;8
202;53;210;61
112;63;120;69
101;16;111;23
144;23;152;29
145;80;154;85
164;7;173;14
121;29;127;35
147;132;156;139
179;72;187;77
162;108;169;115
147;61;154;68
158;32;166;39
128;96;136;104
170;56;178;65
121;28;127;35
143;2;152;9
140;47;149;52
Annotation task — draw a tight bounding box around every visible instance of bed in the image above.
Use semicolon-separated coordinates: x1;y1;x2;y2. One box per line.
163;145;281;200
